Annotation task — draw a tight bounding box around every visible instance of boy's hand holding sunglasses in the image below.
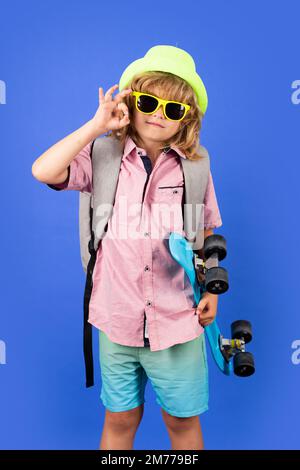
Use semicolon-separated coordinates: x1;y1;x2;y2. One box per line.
91;85;191;137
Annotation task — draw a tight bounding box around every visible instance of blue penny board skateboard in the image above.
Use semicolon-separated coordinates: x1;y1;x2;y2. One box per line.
169;232;232;375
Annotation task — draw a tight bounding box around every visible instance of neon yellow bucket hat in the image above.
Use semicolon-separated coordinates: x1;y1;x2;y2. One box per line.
119;45;208;115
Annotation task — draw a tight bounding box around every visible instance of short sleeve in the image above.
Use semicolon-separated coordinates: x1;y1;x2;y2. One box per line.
46;141;93;193
203;171;223;229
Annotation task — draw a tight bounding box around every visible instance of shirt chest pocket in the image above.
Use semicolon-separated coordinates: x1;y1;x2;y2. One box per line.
156;185;184;202
152;184;185;234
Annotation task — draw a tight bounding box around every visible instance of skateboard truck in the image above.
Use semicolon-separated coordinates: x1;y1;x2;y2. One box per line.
219;336;246;362
218;320;254;376
194;234;229;294
194;254;206;284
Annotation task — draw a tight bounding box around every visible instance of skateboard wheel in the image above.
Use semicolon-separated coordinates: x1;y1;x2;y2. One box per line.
205;267;229;294
203;234;227;261
231;320;252;344
233;352;255;377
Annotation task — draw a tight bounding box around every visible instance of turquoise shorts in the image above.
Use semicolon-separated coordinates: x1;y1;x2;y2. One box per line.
98;330;209;417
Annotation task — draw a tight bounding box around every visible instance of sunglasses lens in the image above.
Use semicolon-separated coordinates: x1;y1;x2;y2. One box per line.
165;102;185;120
137;94;158;113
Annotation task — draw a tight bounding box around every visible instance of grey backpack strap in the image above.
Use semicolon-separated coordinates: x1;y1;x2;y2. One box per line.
91;136;124;251
181;144;210;251
78;136;123;271
79;192;93;273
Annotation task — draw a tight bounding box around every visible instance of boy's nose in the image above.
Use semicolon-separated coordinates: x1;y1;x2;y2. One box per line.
153;104;165;118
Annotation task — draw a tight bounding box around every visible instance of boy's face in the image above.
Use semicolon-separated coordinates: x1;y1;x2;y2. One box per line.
132;89;181;145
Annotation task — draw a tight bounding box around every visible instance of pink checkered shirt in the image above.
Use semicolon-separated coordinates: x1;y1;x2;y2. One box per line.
48;134;222;350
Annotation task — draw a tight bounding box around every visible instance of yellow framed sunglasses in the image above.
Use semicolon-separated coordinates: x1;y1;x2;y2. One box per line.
130;91;191;122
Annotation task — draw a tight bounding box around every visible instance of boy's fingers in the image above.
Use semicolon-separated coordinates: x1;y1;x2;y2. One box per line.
114;88;132;104
117;102;129;115
198;307;209;315
200;319;212;327
99;87;104;103
198;315;215;326
115;103;130;126
197;310;213;322
104;84;119;101
119;115;130;127
196;301;207;314
198;310;214;321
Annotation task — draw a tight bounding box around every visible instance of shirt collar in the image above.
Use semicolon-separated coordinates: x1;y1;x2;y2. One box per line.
123;135;187;160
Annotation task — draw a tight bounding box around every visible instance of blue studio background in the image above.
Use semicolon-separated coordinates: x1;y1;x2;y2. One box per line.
0;0;299;450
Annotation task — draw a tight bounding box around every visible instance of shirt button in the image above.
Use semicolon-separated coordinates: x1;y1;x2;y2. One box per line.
146;300;152;307
144;232;150;237
144;265;150;272
173;189;178;194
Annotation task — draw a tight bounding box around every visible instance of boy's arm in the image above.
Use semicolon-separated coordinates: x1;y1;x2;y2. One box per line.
31;119;105;185
31;84;132;185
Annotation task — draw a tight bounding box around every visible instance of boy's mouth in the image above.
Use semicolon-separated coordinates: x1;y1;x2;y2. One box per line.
146;121;164;128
